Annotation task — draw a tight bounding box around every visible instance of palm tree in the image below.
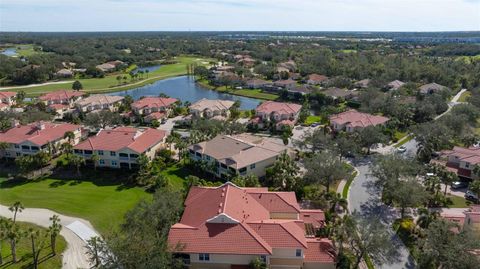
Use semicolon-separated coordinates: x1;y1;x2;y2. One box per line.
28;228;44;269
48;215;62;255
116;75;122;85
90;153;100;171
63;131;75;144
9;202;24;224
61;142;73;157
145;69;149;78
416;208;439;230
68;155;85;176
0;142;9;161
5;220;22;263
0;219;7;265
123;75;127;84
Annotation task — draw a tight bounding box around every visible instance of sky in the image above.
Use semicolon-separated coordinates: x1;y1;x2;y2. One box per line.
0;0;479;32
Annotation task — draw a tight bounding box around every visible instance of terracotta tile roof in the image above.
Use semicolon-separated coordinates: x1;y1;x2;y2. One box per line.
330;109;389;128
145;112;167;121
442;146;480;166
74;127;165;153
307;74;328;83
256;101;302;115
39;90;85;101
300;209;326;229
169;183;332;257
387;80;405;90
304;238;336;263
419;82;447;94
0;121;80;146
273;79;297;87
0;91;16;99
131;97;178;110
48;104;69;110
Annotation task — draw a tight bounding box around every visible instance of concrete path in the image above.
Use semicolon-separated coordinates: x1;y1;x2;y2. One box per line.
0;205;99;269
0;81;74;90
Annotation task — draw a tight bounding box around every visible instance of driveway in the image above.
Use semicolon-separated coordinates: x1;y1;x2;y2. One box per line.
348;160;416;269
158;115;184;135
0;205;99;269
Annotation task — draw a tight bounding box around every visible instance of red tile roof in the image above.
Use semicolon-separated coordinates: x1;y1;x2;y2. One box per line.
0;121;80;146
330;109;389;128
39;90;85;101
300;209;326;229
304;238;336;263
48;104;69;110
74;127;165;153
0;92;16;99
168;183;333;258
307;74;328;83
131;97;178;110
145;112;167;121
443;146;480;166
256;101;302;115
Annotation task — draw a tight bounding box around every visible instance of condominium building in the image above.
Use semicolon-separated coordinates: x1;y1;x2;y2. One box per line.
0;91;17;111
73;126;166;169
38;90;85;106
251;101;302;130
0;121;81;159
189;98;235;119
131;97;178;122
75;95;124;113
188;134;292;178
168;182;336;269
329;110;389;133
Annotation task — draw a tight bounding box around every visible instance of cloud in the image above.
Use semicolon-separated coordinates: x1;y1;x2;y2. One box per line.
0;0;479;31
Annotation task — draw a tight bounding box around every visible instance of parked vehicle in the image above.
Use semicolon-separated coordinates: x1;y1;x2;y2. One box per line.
465;190;479;202
451;181;469;189
310;123;320;127
396;146;407;153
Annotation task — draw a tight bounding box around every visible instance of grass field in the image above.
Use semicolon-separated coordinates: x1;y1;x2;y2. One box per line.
7;56;210;97
446;194;469;208
457;91;471;103
0;177;150;234
196;79;278;101
0;221;66;269
304;115;322;125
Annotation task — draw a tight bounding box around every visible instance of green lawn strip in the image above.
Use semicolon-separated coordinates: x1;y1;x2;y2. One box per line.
457;91;471;103
0;220;66;269
304;115;322;125
233;89;278;100
364;253;376;269
125;64;138;73
446;194;470;208
394;134;413;148
10;56;209;96
394;130;408;141
161;163;190;190
0;177;150;234
342;170;358;199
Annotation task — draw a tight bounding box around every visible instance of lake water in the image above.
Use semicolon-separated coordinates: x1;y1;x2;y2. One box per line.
136;65;162;73
1;48;17;56
109;76;261;110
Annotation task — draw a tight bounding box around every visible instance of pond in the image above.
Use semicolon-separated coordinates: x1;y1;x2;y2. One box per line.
109;76;262;110
1;48;17;56
135;65;162;73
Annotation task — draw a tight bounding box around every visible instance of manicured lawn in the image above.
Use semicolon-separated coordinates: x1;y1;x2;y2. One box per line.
9;56;210;96
304;115;322;125
161;163;190;190
446;194;470;208
233;89;278;100
0;221;66;269
394;131;408;141
394;134;413;148
457;91;471;103
0;177;150;234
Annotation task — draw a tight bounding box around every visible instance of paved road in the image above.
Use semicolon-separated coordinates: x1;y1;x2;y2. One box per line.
0;205;99;269
349;160;416;269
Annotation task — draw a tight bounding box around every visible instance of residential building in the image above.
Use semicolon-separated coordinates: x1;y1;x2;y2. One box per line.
131;97;178;122
322;88;356;100
386;80;405;91
0;92;17;111
252;101;302;129
0;121;81;159
38;90;85;107
188;134;292;178
168;182;336;269
216;65;235;72
189;98;235;119
307;74;329;85
329;110;389;132
246;79;271;89
441;205;480;236
55;69;74;78
354;79;371;89
96;63;116;72
419;82;447;94
435;146;480;179
75;95;124;113
278;60;297;72
273;79;297;90
73;127;166;169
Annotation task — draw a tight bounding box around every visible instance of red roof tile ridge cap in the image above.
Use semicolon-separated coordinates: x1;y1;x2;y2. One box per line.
278;221;308;248
272;192;301;212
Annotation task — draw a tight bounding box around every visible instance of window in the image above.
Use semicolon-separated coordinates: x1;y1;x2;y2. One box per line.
31;146;39;151
199;253;210;261
16;152;21;157
195;152;202;158
111;160;117;166
250;163;256;169
221;163;227;169
21;145;29;150
110;151;116;156
98;150;104;156
295;249;302;257
84;150;93;155
74;149;82;154
119;153;129;158
205;155;211;161
5;152;10;156
260;255;267;263
189;149;195;155
14;144;19;149
239;167;247;174
129;154;139;158
99;160;105;165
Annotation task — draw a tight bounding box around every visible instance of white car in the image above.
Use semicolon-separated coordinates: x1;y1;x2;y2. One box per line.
396;146;407;153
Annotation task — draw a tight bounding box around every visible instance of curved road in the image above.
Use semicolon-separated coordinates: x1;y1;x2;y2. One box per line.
0;205;98;269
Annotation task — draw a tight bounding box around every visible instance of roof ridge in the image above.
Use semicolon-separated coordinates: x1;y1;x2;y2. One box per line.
279;221;308;248
241;223;273;254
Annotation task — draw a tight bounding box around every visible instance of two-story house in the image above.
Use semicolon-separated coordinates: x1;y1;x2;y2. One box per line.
329;110;389;133
168;182;336;269
39;90;85;107
75;95;124;113
189;134;292;179
251;101;302;130
0;121;81;159
131;97;178;123
441;205;480;236
73;127;166;169
0;92;17;111
189;99;235;119
437;146;480;179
